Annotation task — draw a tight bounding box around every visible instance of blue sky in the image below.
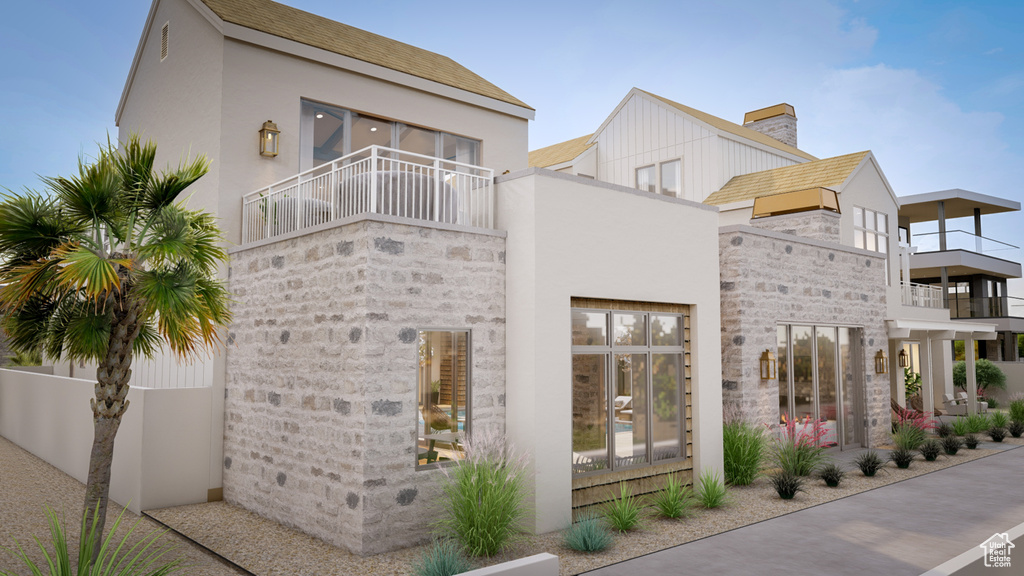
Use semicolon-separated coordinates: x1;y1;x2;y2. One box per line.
2;0;1023;294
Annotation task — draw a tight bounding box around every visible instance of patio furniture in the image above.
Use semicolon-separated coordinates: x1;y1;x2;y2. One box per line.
956;391;988;413
614;396;633;425
943;393;967;416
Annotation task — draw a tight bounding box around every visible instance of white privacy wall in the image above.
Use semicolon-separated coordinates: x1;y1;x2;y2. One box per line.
0;369;214;512
496;169;723;534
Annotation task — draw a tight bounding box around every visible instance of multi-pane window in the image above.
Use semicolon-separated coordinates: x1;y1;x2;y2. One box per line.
300;100;480;171
417;330;470;468
571;305;689;476
854;206;889;285
635;159;683;198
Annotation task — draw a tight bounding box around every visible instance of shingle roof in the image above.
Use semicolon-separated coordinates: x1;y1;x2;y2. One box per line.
704;151;869;206
639;90;817;162
199;0;531;110
528;134;594;168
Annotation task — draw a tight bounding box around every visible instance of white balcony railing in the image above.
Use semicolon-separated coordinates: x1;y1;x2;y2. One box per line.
901;281;945;309
241;145;494;245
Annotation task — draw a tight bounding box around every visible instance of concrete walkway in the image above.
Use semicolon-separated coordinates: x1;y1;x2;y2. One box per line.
585;446;1024;576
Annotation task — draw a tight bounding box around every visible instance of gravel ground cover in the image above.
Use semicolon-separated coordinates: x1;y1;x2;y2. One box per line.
144;438;1021;576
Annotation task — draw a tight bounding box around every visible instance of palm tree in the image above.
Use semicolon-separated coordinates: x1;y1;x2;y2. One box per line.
0;135;231;557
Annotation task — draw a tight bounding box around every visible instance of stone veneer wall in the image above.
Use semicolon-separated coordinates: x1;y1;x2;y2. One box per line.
743;114;797;148
719;223;890;448
224;217;506;555
750;210;840;242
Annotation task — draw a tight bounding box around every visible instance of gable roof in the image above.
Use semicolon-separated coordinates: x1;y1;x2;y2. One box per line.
638;90;817;162
528;134;594;168
704;151;869;206
198;0;531;109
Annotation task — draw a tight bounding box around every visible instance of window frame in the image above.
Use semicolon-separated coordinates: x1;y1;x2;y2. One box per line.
416;328;472;471
571;307;688;477
853;206;890;285
634;158;684;198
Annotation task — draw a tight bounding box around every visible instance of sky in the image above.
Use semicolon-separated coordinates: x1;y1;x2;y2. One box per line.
1;0;1023;296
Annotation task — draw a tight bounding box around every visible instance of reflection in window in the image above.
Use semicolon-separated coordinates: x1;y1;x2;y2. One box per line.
571;306;688;476
417;330;469;468
660;160;681;197
636;166;656;193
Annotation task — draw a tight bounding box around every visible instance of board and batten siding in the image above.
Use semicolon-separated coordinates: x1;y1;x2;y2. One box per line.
595;93;804;203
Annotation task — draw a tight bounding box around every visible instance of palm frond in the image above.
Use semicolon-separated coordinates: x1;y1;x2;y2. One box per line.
111;134;156;207
0;193;82;265
43;153;120;227
133;318;161;358
0;258;64;311
53;242;126;301
142;154;210;213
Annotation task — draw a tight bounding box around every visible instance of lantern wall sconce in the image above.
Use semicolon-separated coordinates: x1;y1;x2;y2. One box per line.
760;349;777;380
875;349;889;374
897;348;909;369
259;120;280;157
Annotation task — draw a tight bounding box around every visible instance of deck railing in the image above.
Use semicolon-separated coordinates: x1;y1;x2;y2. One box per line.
241;145;494;245
901;281;944;309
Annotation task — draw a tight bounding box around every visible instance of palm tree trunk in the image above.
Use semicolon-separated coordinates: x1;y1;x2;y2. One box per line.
83;299;141;559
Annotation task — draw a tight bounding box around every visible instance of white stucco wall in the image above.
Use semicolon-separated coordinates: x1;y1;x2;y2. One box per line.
495;169;723;533
0;369;213;512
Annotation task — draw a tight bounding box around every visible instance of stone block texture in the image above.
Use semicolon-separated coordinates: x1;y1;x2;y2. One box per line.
225;219;505;555
719;226;890;448
751;210;840;243
744;114;797;148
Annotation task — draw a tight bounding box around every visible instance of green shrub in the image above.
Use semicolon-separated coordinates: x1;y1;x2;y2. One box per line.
818;463;845;487
964;434;980;449
6;348;42;367
966;413;990;434
953;359;1006;393
650;474;695;519
951;417;970;436
435;432;529;557
935;422;954;438
942;435;963;455
987;397;999;409
988;427;1006;443
770;420;831;476
1009;399;1024;424
990;412;1009;429
722;420;767;486
769;472;804;500
0;505;182;576
855;451;884;477
603;483;644;533
891;424;926;451
697;469;729;509
919;439;942;462
562;513;613;553
412;540;473;576
889;447;914;469
1008;420;1024;438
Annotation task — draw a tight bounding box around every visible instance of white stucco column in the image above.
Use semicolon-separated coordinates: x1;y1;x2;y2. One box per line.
965;336;978;415
920;335;934;415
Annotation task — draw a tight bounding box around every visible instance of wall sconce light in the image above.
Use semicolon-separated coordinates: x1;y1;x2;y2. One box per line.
897;348;909;368
875;349;889;374
259;120;280;157
760;349;777;380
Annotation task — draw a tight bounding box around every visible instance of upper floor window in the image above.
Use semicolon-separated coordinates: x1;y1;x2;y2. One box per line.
300;100;480;171
635;158;683;198
854;206;889;285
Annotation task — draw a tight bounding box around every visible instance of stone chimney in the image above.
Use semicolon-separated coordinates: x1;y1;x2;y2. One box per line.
743;104;797;148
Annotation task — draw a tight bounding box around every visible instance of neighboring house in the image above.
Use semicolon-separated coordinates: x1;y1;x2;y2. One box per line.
117;0;723;556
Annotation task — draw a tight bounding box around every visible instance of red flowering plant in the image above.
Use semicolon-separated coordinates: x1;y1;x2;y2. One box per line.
767;415;833;476
891;406;935;451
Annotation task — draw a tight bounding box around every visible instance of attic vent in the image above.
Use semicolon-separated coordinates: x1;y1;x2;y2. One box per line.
160;22;169;61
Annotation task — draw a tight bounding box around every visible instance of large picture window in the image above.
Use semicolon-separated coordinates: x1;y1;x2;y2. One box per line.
417;330;470;468
300;99;481;171
571;304;689;476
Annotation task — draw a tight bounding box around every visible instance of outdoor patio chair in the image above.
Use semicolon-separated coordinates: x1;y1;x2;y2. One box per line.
956;391;988;413
614;395;633;425
943;393;967;416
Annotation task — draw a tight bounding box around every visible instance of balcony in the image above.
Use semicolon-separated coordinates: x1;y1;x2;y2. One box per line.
908;230;1022;280
241;145;494;245
949;296;1024;319
912;230;1019;259
901;281;944;309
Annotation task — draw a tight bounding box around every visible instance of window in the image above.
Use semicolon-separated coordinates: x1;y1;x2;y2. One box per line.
300;100;481;171
635;159;683;198
635;165;656;193
854;206;889;285
417;330;470;468
571;304;689;476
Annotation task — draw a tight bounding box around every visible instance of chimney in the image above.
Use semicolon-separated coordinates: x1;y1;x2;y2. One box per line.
743;104;797;148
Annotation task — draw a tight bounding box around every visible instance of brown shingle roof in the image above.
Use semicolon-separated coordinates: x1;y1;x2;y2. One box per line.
704;151;869;206
639;90;817;162
199;0;531;110
528;134;594;168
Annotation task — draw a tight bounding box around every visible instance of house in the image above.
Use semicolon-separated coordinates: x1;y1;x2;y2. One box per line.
116;0;723;555
105;0;1007;560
